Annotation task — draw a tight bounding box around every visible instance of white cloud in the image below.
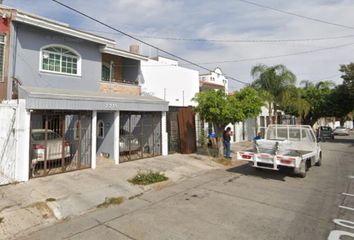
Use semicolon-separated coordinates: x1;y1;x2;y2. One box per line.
5;0;354;89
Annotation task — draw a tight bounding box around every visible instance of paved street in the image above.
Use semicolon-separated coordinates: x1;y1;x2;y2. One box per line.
20;134;354;240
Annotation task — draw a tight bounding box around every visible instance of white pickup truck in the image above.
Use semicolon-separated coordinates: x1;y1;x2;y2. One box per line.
236;125;322;178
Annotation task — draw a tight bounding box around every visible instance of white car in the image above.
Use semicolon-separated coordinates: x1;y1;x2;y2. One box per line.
31;129;71;163
333;127;350;136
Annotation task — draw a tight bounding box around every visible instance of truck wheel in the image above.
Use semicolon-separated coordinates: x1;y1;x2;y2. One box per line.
315;153;322;166
297;160;307;178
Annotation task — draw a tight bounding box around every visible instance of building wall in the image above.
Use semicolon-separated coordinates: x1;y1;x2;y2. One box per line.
96;112;115;159
8;23;102;95
99;82;141;96
0;13;12;100
141;57;199;107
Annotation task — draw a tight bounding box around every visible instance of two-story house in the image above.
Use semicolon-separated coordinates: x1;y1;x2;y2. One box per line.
0;6;168;183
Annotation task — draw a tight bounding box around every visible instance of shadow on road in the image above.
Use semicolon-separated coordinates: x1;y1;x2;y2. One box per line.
320;136;354;146
226;164;296;182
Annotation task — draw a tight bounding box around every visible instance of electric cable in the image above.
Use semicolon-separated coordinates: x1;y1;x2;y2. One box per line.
237;0;354;31
51;0;249;85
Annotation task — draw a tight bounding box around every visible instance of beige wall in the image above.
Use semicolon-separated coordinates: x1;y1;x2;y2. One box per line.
99;82;141;96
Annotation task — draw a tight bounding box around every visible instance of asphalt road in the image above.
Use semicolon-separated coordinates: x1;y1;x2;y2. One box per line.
21;134;354;240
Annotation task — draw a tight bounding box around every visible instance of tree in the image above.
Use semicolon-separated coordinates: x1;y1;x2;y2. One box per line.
193;87;263;157
300;80;334;126
339;62;354;95
251;64;297;123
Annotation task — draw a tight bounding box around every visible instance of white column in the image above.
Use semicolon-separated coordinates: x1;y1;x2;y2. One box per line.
91;111;97;169
161;111;168;156
15;99;30;182
114;111;120;164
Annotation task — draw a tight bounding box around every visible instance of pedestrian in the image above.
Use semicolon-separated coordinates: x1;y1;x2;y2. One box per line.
254;132;262;141
208;131;217;148
223;127;231;159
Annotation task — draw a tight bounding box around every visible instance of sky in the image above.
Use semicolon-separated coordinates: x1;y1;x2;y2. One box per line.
5;0;354;91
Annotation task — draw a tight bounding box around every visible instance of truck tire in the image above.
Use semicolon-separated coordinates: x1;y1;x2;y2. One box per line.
315;152;322;166
296;160;307;178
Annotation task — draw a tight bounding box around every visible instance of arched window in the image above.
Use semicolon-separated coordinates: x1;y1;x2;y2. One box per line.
40;45;81;75
97;120;104;139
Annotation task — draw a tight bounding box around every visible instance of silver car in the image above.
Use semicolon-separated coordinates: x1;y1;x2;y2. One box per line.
333;127;350;136
31;129;71;162
119;129;140;152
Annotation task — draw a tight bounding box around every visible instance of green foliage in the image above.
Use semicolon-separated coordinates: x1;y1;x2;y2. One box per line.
339;62;354;94
193;88;263;128
193;88;263;157
193;89;241;127
234;87;264;118
128;170;168;185
251;64;297;123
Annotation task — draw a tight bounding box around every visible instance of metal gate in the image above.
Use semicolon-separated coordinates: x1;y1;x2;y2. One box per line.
30;111;92;178
119;112;161;162
167;107;180;153
178;107;196;154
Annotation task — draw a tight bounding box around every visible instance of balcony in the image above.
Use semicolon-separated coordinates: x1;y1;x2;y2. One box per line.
99;50;146;96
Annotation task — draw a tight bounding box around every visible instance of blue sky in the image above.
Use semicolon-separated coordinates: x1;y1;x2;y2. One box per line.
5;0;354;90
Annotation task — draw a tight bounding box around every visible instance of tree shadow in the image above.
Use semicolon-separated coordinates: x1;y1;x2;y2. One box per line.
321;135;354;146
226;164;297;182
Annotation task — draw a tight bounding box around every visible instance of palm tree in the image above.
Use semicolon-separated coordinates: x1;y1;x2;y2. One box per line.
251;64;297;124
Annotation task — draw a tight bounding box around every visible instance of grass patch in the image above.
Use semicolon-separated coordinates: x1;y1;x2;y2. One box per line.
128;170;168;185
97;197;124;208
0;217;3;223
45;198;56;202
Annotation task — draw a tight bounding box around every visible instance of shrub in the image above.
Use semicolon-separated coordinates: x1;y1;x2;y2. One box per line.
129;170;168;185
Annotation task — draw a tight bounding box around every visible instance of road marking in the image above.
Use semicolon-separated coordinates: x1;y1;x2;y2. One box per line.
333;219;354;230
339;205;354;211
342;193;354;197
328;230;354;240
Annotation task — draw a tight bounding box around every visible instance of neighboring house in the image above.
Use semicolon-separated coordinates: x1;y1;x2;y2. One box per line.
199;67;228;93
140;56;200;153
0;6;168;184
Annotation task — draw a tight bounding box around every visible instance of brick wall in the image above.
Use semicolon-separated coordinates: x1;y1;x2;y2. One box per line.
101;53;123;82
99;82;141;96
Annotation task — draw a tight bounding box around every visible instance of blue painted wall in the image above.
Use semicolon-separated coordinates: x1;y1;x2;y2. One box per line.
96;112;114;160
10;23;102;92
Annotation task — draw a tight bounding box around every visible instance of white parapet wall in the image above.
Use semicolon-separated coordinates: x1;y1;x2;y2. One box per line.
0;101;18;184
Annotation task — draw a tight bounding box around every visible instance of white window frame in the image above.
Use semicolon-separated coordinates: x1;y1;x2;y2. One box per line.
0;33;6;82
97;120;105;139
39;44;82;76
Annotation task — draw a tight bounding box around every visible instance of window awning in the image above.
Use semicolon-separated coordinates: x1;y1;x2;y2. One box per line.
19;86;169;112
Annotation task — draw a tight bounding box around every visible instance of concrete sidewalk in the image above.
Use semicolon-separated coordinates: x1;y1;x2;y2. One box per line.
0;141;251;240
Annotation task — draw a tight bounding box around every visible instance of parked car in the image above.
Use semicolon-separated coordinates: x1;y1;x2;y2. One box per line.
317;126;334;141
333;126;350;136
31;129;71;163
119;129;140;152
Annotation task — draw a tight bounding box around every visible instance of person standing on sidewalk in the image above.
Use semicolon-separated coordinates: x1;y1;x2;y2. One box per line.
223;127;232;159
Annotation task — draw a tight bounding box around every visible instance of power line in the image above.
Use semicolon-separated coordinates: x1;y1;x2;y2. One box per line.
51;0;249;85
237;0;354;31
187;42;354;65
80;28;354;43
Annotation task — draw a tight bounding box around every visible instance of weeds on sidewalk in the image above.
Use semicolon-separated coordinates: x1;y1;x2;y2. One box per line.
214;158;233;166
128;170;168;185
97;197;124;208
28;202;54;219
